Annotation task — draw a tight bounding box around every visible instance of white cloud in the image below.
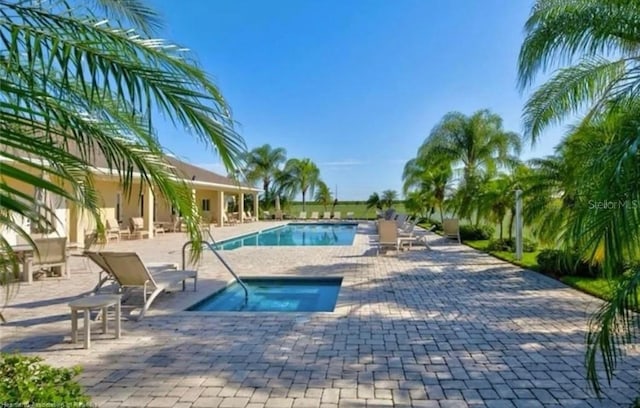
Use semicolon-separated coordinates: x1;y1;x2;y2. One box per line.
319;159;366;168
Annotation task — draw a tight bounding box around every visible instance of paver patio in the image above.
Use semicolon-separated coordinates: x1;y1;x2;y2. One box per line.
1;221;639;407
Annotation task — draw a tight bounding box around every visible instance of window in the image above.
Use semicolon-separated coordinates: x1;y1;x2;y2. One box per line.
202;199;210;212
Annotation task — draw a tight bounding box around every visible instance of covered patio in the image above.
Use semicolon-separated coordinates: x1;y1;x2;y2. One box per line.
1;153;261;250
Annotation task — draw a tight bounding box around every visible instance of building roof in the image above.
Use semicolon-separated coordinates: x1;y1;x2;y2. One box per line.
1;136;259;192
165;156;256;191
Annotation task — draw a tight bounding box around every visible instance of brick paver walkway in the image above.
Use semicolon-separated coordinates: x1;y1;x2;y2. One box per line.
1;221;638;407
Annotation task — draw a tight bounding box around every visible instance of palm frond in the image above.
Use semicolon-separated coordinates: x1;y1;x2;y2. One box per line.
522;57;627;140
586;267;640;395
518;0;640;89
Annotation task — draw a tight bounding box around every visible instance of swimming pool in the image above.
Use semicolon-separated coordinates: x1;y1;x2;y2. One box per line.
215;223;357;250
187;277;342;312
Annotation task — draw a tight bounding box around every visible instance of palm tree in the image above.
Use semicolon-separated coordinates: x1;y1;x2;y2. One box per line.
0;1;244;309
478;174;512;240
314;181;333;211
522;153;580;245
518;0;640;141
419;110;521;221
279;158;321;211
243;144;287;195
402;156;452;223
381;190;397;209
403;191;430;220
518;1;640;392
365;192;382;211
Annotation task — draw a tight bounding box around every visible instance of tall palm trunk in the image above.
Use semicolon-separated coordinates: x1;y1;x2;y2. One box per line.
302;190;306;211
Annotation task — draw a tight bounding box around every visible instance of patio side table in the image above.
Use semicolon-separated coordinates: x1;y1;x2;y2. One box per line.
69;294;121;349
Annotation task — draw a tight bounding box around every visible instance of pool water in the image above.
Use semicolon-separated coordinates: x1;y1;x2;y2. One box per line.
187;277;342;312
216;223;357;250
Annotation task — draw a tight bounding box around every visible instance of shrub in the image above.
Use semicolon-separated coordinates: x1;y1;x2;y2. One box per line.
0;353;91;405
459;224;495;241
536;249;599;277
487;238;538;253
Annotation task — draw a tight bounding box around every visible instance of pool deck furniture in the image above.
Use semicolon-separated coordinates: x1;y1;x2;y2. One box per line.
129;217;150;240
84;251;179;294
14;237;69;283
98;251;197;320
397;235;418;250
346;211;354;220
153;223;165;235
10;244;34;283
395;213;408;228
298;211;307;220
333;211;341;221
69;294;121;349
223;212;239;226
376;219;400;255
106;218;130;242
322;211;331;220
443;218;461;243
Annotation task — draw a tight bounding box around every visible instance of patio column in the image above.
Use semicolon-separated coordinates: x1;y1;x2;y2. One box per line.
253;192;259;220
191;188;197;216
142;186;154;238
216;190;225;227
238;192;245;223
69;203;85;248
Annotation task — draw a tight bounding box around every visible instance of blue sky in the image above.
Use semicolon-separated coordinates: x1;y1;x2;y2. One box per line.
152;0;563;200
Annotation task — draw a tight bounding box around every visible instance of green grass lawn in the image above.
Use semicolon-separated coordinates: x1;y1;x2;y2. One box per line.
464;239;540;270
560;276;617;300
462;239;625;302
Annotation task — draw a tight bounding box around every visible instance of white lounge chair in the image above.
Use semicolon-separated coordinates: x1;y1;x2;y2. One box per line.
26;237;69;282
323;211;331;220
98;251;197;321
106;218;130;242
377;219;400;255
310;211;319;221
84;251;179;294
395;213;408;228
397;219;421;250
443;219;461;244
129;217;150;239
298;211;307;220
223;212;239;226
346;211;354;220
399;219;416;237
333;211;341;221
